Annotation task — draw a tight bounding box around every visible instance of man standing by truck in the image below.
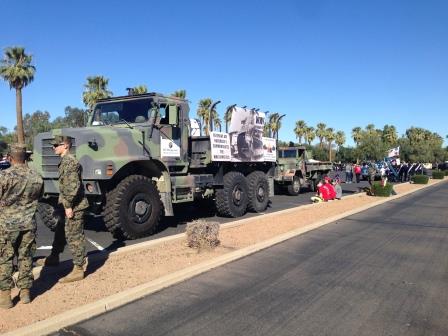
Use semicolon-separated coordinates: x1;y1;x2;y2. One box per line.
38;135;89;283
0;144;43;308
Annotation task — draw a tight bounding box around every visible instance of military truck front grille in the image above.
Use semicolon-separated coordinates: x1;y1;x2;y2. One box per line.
41;138;77;173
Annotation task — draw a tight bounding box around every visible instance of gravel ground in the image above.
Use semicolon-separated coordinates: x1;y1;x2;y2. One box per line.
0;180;443;333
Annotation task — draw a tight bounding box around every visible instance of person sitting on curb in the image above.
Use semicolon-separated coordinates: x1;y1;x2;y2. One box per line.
333;177;342;200
311;181;331;203
323;176;336;200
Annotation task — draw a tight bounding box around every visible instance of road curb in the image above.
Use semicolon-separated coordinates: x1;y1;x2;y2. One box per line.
8;178;447;336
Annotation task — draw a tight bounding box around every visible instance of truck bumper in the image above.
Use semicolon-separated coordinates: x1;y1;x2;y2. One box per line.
43;179;103;196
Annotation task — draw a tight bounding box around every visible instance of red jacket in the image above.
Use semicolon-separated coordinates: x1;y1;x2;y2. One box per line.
323;183;336;199
318;184;331;201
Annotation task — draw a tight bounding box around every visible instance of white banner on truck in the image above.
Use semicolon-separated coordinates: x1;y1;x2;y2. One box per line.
210;132;231;161
210;132;276;162
161;137;180;158
262;137;277;162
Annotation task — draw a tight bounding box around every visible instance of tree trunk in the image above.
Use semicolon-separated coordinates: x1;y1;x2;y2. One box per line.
328;142;332;161
16;88;25;144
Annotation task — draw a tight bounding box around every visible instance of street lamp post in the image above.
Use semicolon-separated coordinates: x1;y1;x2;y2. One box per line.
276;114;286;141
209;100;221;132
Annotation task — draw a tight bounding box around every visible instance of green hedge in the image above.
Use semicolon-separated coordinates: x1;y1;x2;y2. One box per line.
411;175;429;184
371;182;394;197
445;170;448;176
432;171;445;179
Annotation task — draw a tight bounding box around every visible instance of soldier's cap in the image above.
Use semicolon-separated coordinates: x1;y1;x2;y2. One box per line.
50;135;72;146
8;143;27;155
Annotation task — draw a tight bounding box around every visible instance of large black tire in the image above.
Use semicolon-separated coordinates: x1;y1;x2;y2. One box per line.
103;175;163;240
286;176;301;196
36;201;64;232
215;171;248;218
247;171;269;212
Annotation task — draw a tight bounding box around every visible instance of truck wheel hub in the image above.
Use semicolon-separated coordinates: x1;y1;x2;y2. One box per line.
257;186;265;200
135;200;149;216
130;194;152;223
232;186;243;205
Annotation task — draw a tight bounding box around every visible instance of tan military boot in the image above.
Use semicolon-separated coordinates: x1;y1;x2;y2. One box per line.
36;254;60;267
20;289;31;304
59;265;84;283
0;290;13;309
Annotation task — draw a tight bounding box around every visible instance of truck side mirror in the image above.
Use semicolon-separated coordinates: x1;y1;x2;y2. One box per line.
168;105;179;125
86;110;93;126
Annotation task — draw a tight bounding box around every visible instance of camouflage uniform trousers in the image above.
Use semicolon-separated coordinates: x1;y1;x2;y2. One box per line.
52;210;86;267
0;229;36;290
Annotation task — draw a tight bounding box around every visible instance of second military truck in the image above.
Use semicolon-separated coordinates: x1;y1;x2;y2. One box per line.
274;146;333;195
33;93;276;239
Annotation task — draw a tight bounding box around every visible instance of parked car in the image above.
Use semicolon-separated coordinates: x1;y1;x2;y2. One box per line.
0;159;10;170
437;162;448;170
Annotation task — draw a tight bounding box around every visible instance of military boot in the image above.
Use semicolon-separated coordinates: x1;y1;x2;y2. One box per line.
20;289;31;304
36;254;60;267
0;290;13;309
59;265;84;283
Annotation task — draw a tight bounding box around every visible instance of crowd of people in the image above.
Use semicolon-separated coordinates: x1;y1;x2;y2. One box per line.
335;161;426;184
317;159;430;203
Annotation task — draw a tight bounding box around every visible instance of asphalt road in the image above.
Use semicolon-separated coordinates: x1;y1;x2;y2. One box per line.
35;175;372;262
54;181;448;336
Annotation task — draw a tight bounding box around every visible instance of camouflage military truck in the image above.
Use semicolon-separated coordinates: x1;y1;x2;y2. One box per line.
33;93;276;239
274;146;333;195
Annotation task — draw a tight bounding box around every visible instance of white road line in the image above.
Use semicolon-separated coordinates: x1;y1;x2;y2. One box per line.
86;237;105;251
37;246;53;250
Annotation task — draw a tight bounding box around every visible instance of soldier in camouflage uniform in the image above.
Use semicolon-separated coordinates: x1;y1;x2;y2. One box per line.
39;135;89;283
0;144;43;309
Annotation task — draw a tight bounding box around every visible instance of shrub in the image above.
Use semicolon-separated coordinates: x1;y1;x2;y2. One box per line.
370;181;394;197
411;175;429;184
445;170;448;176
186;220;220;251
432;171;445;179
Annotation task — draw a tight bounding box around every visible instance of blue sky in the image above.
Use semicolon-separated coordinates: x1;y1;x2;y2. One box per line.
1;0;447;146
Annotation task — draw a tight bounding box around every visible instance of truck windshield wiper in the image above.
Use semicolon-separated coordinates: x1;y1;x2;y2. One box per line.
117;119;134;129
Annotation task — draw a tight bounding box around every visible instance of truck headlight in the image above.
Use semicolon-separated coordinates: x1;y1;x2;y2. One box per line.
94;169;102;175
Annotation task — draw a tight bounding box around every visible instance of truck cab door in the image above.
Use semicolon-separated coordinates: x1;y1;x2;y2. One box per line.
158;104;188;173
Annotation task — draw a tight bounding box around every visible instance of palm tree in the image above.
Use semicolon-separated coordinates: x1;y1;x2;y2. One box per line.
382;124;398;146
224;105;235;132
132;85;148;94
406;127;425;146
82;76;113;109
316;123;327;148
197;98;212;135
335;130;346;151
269;113;280;139
305;126;315;145
352;127;362;146
294;120;307;144
325;128;335;161
365;124;376;134
0;47;36;144
213;117;222;132
171;89;186;99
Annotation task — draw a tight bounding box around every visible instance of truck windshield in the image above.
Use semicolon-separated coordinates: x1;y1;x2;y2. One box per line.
92;99;153;125
279;150;297;158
